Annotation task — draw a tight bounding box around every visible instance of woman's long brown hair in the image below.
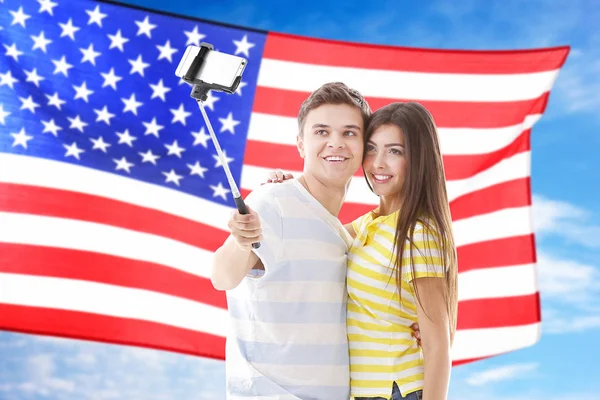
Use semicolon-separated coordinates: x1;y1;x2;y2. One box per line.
364;102;458;342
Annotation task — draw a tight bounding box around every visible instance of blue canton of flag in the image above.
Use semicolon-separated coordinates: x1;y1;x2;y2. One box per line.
0;0;267;206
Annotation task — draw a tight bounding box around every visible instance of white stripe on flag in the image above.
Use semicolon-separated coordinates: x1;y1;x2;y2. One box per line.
438;114;539;155
0;136;530;220
452;206;532;247
1;210;535;301
347;257;537;302
258;59;561;102
446;151;530;202
458;264;538;301
241;152;531;205
240;165;379;205
451;323;541;360
0;153;233;230
0;273;228;336
0;212;213;278
248;113;542;155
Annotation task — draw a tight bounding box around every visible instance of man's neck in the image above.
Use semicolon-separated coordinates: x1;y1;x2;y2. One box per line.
297;174;347;217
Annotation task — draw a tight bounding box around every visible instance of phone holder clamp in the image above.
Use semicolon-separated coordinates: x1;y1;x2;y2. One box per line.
182;42;243;102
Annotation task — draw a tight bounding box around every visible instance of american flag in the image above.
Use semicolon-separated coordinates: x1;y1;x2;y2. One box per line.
0;0;569;365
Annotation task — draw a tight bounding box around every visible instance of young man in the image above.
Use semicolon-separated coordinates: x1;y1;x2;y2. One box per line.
211;82;371;400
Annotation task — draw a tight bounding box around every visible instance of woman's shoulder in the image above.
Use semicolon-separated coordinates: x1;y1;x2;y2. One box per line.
354;209;378;227
413;215;441;238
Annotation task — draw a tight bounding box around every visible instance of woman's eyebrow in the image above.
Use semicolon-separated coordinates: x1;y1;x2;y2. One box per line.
366;140;404;148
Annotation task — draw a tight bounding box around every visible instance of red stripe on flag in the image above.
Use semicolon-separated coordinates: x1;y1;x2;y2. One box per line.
0;183;228;252
0;243;227;309
453;356;491;367
331;206;537;272
0;304;226;360
243;130;530;181
242;140;359;175
338;201;374;224
265;33;570;74
245;189;536;272
252;87;550;128
242;141;366;177
457;235;537;272
450;178;532;222
442;130;530;180
336;178;532;224
457;293;541;330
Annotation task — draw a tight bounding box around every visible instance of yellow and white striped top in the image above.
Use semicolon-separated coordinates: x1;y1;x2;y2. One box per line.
347;208;445;399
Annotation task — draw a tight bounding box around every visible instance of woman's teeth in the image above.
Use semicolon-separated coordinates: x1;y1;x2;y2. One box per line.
324;156;346;162
373;174;392;182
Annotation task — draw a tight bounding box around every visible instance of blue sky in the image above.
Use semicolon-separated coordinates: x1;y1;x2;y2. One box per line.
1;0;599;399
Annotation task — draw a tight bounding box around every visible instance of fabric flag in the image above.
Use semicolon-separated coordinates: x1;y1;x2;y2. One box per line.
0;0;569;365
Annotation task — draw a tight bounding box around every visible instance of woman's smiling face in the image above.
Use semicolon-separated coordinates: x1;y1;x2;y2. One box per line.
363;123;407;199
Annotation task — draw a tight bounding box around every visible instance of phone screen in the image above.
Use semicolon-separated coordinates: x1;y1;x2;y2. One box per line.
197;51;246;88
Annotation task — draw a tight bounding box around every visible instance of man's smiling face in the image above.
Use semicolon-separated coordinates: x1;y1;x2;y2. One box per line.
297;103;365;189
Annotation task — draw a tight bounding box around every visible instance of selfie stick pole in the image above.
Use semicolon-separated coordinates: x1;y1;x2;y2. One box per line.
184;43;260;249
197;102;252;219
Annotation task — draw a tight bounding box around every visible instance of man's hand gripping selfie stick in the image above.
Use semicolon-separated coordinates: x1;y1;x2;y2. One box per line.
180;43;260;249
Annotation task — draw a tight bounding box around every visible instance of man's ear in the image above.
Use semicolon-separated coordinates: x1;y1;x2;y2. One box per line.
296;134;305;159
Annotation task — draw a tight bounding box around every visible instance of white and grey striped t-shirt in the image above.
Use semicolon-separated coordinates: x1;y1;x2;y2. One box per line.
225;179;352;400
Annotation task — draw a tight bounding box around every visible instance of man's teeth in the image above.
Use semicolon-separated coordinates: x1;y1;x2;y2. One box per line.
373;174;392;180
325;156;346;162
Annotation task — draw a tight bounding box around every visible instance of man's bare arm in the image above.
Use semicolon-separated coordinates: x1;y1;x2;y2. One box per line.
210;208;263;291
343;223;356;239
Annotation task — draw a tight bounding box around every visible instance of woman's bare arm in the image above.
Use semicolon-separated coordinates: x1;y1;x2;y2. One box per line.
414;277;452;400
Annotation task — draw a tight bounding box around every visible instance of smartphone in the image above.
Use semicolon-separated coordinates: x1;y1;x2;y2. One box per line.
176;45;247;90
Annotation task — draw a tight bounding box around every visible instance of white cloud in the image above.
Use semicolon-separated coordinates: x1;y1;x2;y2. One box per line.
532;195;600;248
0;338;26;348
118;346;173;372
449;385;600;400
0;333;226;400
465;362;539;386
531;195;587;233
553;48;600;115
542;308;600;334
534;249;600;334
536;252;599;301
33;335;79;345
9;353;78;396
66;351;97;367
46;377;77;392
421;1;600;117
532;246;600;336
527;195;600;334
27;353;56;381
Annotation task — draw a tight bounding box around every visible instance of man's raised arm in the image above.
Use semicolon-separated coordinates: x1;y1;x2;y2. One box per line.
210;208;263;291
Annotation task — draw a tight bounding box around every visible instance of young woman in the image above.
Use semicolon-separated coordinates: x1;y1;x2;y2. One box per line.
267;102;458;400
345;102;457;400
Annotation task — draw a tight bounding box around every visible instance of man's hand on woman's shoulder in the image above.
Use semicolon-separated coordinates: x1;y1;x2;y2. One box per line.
261;169;294;185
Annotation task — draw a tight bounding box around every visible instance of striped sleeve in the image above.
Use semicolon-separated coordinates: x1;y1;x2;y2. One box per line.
402;223;446;282
351;213;366;236
243;187;284;277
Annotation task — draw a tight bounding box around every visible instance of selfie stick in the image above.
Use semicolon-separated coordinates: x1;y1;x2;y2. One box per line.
181;43;260;249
